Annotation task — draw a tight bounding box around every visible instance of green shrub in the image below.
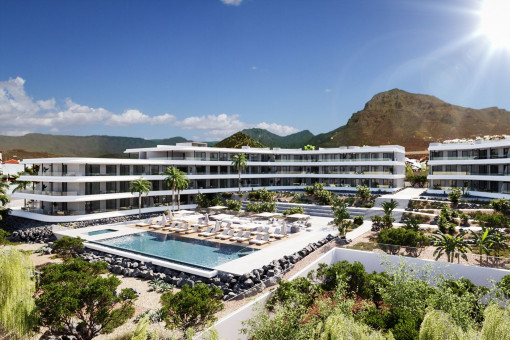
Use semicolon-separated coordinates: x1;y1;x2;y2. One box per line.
491;198;510;215
246;201;277;213
225;199;241;211
353;216;364;226
317;261;368;295
377;228;429;247
282;206;305;216
363;202;374;208
221;192;233;199
476;213;509;229
403;218;420;231
249;188;275;202
160;283;223;333
36;258;136;339
267;277;318;310
448;188;463;206
52;236;84;260
210;195;222;206
356;185;371;201
0;228;11;245
195;193;210;208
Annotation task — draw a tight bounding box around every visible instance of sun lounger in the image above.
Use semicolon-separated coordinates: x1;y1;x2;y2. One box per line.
201;225;221;237
198;226;214;237
162;221;178;231
168;222;185;232
269;228;281;238
136;218;153;227
150;219;166;229
251;226;263;235
217;229;236;240
249;233;264;244
229;230;244;241
215;229;230;239
236;231;252;243
185;224;201;234
251;233;270;246
175;223;190;233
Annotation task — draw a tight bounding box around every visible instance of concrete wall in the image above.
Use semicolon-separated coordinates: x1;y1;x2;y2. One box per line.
199;248;510;340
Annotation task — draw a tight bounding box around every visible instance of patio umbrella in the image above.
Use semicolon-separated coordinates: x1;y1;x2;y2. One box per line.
282;220;287;235
204;213;209;225
167;210;173;220
161;213;167;226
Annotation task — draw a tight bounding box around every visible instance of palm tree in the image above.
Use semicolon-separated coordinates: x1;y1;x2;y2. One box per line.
0;175;9;207
490;232;509;258
231;153;247;193
129;178;151;218
432;231;471;263
382;199;398;216
162;166;187;211
331;198;350;238
175;174;190;211
10;173;31;208
470;228;494;265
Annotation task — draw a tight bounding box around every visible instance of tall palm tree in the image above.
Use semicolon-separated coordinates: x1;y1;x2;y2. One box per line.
470;228;494;265
10;173;32;208
0;175;9;208
175;174;190;211
129;178;151;218
231;153;247;193
432;231;471;263
162;166;187;211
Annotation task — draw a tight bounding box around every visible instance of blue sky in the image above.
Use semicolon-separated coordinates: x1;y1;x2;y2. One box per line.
1;0;509;141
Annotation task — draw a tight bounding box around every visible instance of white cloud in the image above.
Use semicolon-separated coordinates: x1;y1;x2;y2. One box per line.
251;66;257;70
256;122;299;136
220;0;242;5
324;88;332;93
0;77;301;140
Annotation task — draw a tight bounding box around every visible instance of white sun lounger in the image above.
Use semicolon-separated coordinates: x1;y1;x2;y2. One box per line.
236;231;252;243
150;219;166;229
185;224;201;234
269;228;281;238
168;222;184;232
229;230;244;241
198;226;214;237
215;229;230;239
217;229;236;240
251;233;270;245
249;233;264;244
175;223;190;233
136;218;153;227
200;225;221;237
162;221;178;231
251;226;263;235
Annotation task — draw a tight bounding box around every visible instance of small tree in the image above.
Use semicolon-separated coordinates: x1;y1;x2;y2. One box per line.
129;178;151;218
448;188;462;207
231;153;247;193
0;248;38;338
382;199;398;215
160;283;223;335
331;198;350;238
36;258;137;340
356;185;371;202
52;236;84;260
470;228;494;265
432;231;471;263
303;145;315;151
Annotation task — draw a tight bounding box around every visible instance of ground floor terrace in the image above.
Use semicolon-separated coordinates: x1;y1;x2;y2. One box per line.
428;178;510;198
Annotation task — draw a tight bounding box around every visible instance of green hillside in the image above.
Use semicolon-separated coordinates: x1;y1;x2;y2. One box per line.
0;133;188;158
214;132;265;148
241;128;314;149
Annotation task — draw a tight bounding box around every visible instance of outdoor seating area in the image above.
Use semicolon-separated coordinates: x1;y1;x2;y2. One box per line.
131;209;304;247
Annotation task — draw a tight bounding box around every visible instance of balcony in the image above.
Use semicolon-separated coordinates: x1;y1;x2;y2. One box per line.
431;171;510;176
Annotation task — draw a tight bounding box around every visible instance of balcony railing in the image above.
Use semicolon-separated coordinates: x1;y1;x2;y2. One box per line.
431;172;510;176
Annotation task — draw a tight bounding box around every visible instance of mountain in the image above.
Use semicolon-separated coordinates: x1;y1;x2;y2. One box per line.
240;128;314;149
0;133;189;158
214;132;265;149
308;89;510;151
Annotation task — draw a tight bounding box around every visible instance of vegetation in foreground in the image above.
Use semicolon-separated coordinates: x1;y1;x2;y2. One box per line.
242;260;510;340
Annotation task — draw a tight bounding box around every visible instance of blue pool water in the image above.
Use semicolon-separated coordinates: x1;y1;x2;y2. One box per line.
91;231;258;269
86;229;118;236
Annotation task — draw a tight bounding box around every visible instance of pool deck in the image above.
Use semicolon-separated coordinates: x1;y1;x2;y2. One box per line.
54;216;340;277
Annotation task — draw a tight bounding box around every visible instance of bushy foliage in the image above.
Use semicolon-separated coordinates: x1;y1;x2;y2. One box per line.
475;213;509;229
0;248;37;338
248;188;275;202
321;311;392;339
0;228;11;245
51;236;84;260
282;206;305;216
490;198;510;215
353;215;364;226
403;218;420;231
448;187;463;206
304;183;332;205
377;228;430;247
246;201;277;213
408;174;428;188
225;199;241;211
36;258;136;340
195;193;210;208
356;184;371;201
267;277;319;311
160;283;223;333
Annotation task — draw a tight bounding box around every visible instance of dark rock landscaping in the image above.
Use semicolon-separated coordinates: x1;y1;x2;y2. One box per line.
69;234;337;301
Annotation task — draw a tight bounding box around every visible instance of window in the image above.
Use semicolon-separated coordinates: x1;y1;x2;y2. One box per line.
106;182;116;193
120;165;130;175
85;164;100;176
106;165;116;175
85;182;100;195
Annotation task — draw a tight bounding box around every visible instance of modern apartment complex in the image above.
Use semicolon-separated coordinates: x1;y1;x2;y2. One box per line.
428;138;510;199
11;142;405;222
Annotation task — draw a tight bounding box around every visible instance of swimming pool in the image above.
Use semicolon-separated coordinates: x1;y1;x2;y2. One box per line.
90;231;259;270
86;229;118;236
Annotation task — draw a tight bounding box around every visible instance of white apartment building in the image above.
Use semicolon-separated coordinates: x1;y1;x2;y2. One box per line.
11;142;405;222
428;138;510;199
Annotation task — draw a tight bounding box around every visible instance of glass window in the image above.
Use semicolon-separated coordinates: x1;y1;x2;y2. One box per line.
120;165;130;175
106;165;116;175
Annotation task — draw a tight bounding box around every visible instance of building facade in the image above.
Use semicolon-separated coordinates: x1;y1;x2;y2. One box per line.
11;142;405;222
428;138;510;199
